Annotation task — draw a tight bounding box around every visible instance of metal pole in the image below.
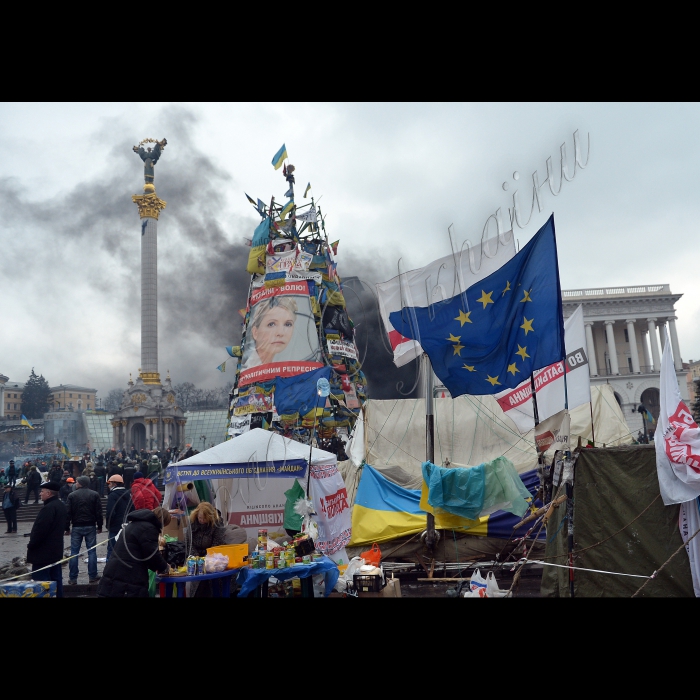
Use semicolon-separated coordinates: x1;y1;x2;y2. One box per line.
424;354;436;550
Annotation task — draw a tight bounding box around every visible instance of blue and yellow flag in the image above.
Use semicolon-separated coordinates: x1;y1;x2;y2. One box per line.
389;215;564;398
246;216;271;275
20;415;34;429
271;144;288;170
304;182;311;198
217;361;226;373
644;408;655;425
349;464;543;546
62;441;71;458
279;199;295;221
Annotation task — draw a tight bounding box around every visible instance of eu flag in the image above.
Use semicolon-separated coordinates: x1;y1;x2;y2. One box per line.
389;215;565;398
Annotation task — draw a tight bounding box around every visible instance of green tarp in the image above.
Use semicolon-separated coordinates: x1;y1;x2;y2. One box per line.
541;445;694;597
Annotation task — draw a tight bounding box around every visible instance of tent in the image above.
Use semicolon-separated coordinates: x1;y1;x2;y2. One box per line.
164;429;339;545
339;386;632;562
541;445;694;597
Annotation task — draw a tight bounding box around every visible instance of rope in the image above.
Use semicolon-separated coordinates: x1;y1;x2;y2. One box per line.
523;559;652;579
630;522;700;598
0;533;113;584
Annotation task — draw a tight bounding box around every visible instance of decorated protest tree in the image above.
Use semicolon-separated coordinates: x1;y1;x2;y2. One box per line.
225;146;367;459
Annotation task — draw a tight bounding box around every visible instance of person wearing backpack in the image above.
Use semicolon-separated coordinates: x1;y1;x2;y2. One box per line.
3;483;21;533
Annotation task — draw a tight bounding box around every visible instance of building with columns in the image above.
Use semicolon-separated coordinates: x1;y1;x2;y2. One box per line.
563;283;687;438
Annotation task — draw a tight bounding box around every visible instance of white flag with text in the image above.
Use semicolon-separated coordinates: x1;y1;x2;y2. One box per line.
655;328;700;504
495;305;591;433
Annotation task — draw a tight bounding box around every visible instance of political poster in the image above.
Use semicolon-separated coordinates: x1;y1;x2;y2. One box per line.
239;282;323;387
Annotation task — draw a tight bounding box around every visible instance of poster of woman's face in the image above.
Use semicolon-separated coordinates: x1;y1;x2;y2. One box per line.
239;283;322;386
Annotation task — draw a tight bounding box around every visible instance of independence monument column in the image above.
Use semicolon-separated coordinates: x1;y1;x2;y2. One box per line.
132;138;167;385
110;138;186;453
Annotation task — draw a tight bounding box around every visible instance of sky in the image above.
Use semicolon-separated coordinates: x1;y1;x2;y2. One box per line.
1;102;698;403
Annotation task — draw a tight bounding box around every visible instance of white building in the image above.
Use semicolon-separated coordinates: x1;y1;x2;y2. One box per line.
563;283;687;438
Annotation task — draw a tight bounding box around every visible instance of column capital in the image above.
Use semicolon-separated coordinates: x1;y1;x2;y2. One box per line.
625;319;636;325
132;193;166;220
584;321;595;327
604;319;615;326
647;317;657;322
668;316;678;322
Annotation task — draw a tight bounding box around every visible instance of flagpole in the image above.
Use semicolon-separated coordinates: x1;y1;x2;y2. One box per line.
424;353;436;552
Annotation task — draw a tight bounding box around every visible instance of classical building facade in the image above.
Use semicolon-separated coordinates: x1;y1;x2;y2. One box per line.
48;385;96;412
0;376;23;419
563;283;687;437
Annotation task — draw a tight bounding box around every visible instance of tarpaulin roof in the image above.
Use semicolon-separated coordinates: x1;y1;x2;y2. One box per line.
355;384;631;479
164;428;335;484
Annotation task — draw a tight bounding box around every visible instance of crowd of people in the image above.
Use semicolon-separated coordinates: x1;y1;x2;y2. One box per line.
0;443;234;598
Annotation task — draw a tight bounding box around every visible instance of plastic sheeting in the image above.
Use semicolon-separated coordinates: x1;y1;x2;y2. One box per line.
422;456;532;520
354;384;631;482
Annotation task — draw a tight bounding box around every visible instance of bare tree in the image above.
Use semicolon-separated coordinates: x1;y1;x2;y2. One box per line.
103;388;125;412
174;382;196;411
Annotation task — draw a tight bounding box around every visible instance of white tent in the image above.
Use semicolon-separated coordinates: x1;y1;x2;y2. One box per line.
340;385;633;506
163;429;336;542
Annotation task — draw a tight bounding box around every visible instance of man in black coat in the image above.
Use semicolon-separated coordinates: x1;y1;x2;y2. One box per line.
94;460;107;497
122;461;136;489
2;484;21;533
105;474;133;561
24;466;42;504
97;508;171;598
65;476;103;584
26;480;67;597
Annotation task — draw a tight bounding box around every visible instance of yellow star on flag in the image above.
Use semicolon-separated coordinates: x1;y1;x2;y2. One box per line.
507;362;519;376
452;343;464;356
486;375;501;386
502;281;511;297
454;309;472;326
520;316;534;335
520;289;533;303
516;344;530;361
446;333;461;343
476;290;494;309
463;364;476;372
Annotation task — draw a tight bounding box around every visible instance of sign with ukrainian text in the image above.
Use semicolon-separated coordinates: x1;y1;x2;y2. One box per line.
164;459;307;484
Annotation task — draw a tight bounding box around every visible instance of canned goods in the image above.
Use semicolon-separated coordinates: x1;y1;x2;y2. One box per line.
266;552;274;570
197;557;206;575
295;557;302;564
258;528;268;549
186;556;196;576
312;553;323;561
277;557;286;569
302;555;312;565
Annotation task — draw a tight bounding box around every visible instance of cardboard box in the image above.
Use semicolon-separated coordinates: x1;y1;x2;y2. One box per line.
163;512;187;542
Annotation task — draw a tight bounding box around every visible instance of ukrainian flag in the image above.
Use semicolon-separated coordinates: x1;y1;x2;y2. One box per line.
349;464;543;546
271;143;288;170
20;415;34;429
279;199;295;221
644;408;655;425
247;216;271;275
62;441;71;459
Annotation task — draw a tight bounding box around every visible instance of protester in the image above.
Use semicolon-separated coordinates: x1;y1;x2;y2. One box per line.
105;475;133;561
24;465;42;505
48;462;63;484
122;461;136;489
94;460;107;497
59;478;74;503
131;471;163;511
26;480;67;598
97;507;171;598
185;502;227;597
65;475;103;584
0;469;6;487
2;484;20;533
7;460;16;487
